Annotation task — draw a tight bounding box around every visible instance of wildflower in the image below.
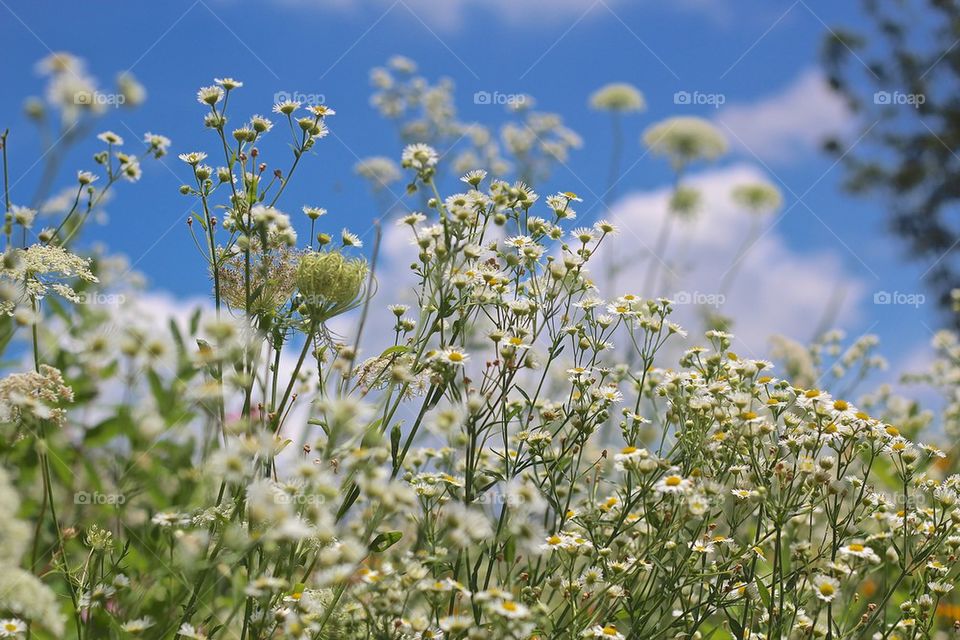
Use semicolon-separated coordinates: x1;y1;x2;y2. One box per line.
669;186;701;217
590;83;645;112
307;104;336;117
812;574;840;602
273;99;300;115
0;620;26;638
732;182;782;215
179;151;207;165
689;540;715;555
399;212;426;226
119;154;141;182
572;227;598;243
151;512;189;527
97;131;123;145
596;385;623;403
884;436;914;458
0;365;74;427
583;624;626;639
178;624;208;640
341;229;363;247
421;577;469;594
491;600;529;619
77;170;98;185
401;143;438;170
438;347;469;366
838;542;879;562
654;473;691;494
595;219;618;234
121;618;155;634
196;85;223;106
460;169;487;187
296;250;368;319
439;616;473;633
36;51;82;75
505;235;534;249
10;206;36;229
249;114;273;133
217;242;299;316
214;77;243;90
642;116;728;166
143;132;171;157
928;581;954;595
540;532;593;553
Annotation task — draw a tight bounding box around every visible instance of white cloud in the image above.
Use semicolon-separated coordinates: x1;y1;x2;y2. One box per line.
715;69;854;164
272;0;725;31
603;163;864;357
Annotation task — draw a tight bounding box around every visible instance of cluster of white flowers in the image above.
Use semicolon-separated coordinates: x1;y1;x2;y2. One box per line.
366;55;580;187
0;58;958;640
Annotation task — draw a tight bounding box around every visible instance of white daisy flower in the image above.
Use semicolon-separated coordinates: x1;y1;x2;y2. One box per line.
812;574;840;602
654;473;691;494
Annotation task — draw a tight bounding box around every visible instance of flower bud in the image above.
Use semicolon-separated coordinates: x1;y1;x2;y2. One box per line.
296;250;368;319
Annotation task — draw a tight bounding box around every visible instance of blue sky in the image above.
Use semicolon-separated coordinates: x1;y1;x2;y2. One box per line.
0;0;944;384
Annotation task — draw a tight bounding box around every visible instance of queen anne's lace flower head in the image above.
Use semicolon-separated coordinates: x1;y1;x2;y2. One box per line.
589;82;646;112
0;244;98;315
642;116;728;167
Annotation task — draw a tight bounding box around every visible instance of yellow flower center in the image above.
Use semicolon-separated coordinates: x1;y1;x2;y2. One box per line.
819;583;835;596
621;446;637;455
665;475;682;487
848;543;864;552
447;352;464;362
